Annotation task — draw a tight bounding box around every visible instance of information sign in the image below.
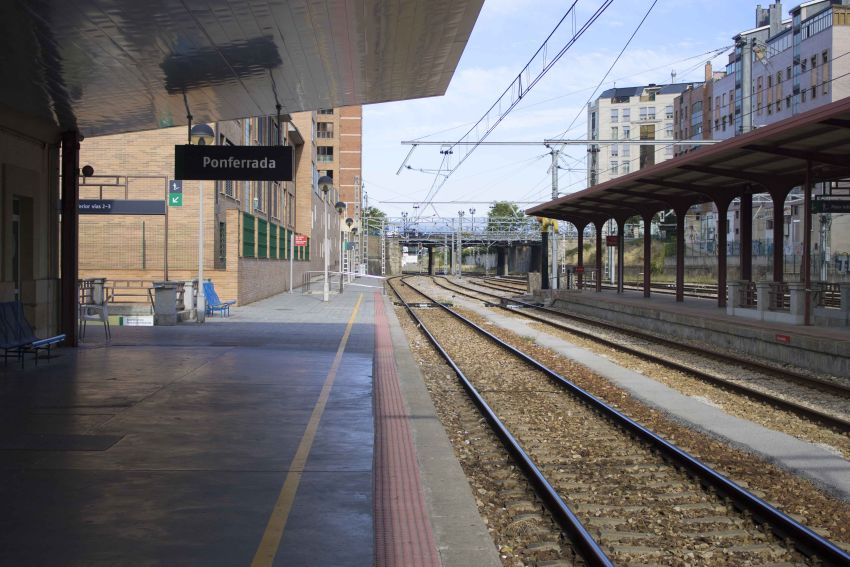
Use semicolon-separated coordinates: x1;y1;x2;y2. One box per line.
169;180;183;193
606;235;618;246
78;200;166;215
294;234;308;247
812;199;850;213
175;145;293;181
169;193;183;207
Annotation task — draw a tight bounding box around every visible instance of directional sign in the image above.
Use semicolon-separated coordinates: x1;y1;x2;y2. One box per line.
812;199;850;213
169;179;183;193
78;199;166;215
169;193;183;207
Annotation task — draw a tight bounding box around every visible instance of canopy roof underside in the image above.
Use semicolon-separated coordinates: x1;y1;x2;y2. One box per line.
527;97;850;225
0;0;483;137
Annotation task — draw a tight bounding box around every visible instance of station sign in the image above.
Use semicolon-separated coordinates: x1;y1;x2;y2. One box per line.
78;200;166;215
606;235;618;246
812;199;850;213
174;145;293;181
294;234;308;247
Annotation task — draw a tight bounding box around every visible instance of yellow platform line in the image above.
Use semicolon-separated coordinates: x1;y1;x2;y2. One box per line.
251;294;364;567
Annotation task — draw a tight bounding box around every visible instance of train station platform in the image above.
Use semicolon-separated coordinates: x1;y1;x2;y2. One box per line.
0;276;499;566
540;286;850;378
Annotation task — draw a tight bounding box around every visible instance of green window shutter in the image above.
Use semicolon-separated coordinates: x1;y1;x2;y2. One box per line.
270;224;278;259
257;219;268;258
242;213;255;257
305;237;310;261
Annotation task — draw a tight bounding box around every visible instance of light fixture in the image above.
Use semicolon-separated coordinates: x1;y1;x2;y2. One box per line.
190;123;215;146
335;201;346;215
345;217;353;228
318;175;333;194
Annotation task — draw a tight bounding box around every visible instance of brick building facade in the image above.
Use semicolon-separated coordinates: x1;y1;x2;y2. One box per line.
78;107;362;305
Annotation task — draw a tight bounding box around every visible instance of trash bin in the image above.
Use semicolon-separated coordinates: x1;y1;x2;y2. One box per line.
152;281;178;326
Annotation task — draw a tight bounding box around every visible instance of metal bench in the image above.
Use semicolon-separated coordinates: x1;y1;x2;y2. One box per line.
0;301;65;367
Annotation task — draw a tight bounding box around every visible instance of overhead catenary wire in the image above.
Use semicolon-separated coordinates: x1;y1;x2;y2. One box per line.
413;0;615;218
550;0;660;143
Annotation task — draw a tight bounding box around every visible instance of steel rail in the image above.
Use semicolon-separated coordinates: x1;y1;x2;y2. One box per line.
388;277;614;567
399;276;850;565
435;276;850;432
460;277;850;399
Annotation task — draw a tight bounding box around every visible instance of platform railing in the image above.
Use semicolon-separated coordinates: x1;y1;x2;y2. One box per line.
301;271;345;295
738;281;757;308
767;282;790;311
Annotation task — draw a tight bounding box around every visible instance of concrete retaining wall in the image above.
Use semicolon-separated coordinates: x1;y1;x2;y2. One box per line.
545;291;850;378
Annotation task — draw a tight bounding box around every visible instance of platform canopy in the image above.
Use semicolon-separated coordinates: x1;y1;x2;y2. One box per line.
527;96;850;225
0;0;483;137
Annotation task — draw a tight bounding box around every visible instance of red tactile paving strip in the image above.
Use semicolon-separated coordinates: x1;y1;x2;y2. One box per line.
373;293;441;567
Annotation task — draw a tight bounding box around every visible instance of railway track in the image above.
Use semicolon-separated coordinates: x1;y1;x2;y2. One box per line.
388;276;850;566
439;276;850;434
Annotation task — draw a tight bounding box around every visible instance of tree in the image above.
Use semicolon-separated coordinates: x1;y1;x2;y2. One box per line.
486;201;524;232
362;206;388;235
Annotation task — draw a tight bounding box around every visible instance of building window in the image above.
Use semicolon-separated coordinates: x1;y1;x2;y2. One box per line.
801;58;807;73
611;160;618;175
801;89;807;103
610;109;619;122
611;126;618;139
318;109;334;115
786;95;791;109
622;161;630;174
622;108;630;121
622;125;630;139
317;146;334;163
621;144;630;157
786;66;791;80
316;122;334;138
665;145;674;157
610;144;618;157
823;50;830;94
665;105;673;119
665;123;673;137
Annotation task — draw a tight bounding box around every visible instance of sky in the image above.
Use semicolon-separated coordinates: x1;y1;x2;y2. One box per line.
361;0;761;223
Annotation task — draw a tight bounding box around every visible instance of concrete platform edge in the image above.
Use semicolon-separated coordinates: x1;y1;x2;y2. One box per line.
382;294;501;567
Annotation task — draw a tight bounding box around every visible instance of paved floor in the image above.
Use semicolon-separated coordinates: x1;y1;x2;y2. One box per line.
0;278;497;566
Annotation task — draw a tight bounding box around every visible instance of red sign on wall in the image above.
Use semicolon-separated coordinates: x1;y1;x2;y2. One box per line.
294;234;308;247
606;235;618;246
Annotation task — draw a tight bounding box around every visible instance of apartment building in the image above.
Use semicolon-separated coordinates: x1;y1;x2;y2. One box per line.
671;1;850;276
291;106;363;274
78;108;358;305
587;83;693;186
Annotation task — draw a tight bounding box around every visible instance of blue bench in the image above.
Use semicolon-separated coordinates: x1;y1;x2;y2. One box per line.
203;281;236;317
0;301;65;367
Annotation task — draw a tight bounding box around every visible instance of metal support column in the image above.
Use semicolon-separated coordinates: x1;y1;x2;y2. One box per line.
380;219;386;276
741;191;753;282
717;201;729;308
595;223;603;292
642;213;653;298
803;163;812;325
60;131;80;346
675;207;686;302
616;218;625;294
541;229;549;290
771;188;791;282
